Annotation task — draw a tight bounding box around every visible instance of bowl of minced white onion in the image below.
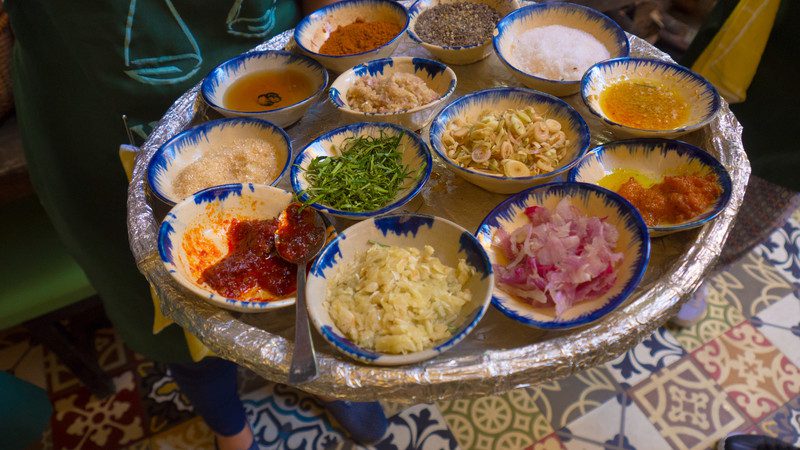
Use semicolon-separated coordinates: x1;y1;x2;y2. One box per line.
492;2;629;97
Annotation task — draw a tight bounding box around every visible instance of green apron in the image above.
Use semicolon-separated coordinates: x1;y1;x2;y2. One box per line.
7;0;300;363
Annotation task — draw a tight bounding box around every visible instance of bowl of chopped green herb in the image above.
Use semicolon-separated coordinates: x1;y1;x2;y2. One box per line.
407;0;520;65
291;122;433;219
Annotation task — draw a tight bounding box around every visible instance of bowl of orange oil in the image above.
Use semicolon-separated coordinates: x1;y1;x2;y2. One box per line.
201;50;329;128
581;58;721;138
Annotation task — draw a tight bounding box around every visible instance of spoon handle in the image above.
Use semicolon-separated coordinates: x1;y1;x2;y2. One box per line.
289;267;319;384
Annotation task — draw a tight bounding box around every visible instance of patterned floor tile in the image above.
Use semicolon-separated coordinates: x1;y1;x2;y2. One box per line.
437;388;551;450
722;251;798;318
528;367;619;430
371;403;460;450
759;213;800;283
557;392;670;450
630;357;746;450
51;370;147;450
149;416;214;450
758;396;800;446
605;327;685;389
136;360;194;434
525;433;566;450
752;293;800;367
667;270;747;352
691;322;800;422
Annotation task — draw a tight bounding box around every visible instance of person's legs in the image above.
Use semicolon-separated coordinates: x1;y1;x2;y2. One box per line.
168;358;254;450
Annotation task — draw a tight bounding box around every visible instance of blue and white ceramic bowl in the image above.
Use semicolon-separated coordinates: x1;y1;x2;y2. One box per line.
407;0;521;65
476;182;650;329
306;213;494;365
581;58;722;138
429;87;591;194
291;122;432;219
329;57;457;130
200;50;328;128
568;139;732;236
147;118;291;206
493;2;629;97
158;184;335;313
294;0;409;73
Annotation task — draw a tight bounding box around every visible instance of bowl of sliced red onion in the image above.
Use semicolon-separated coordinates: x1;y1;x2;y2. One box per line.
475;181;650;329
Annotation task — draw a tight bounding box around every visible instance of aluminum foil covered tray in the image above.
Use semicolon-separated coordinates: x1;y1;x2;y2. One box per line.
128;29;749;403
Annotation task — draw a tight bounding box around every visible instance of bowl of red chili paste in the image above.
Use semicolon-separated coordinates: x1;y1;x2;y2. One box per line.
157;183;336;313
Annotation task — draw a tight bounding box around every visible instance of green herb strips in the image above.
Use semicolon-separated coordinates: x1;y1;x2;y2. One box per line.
300;134;417;212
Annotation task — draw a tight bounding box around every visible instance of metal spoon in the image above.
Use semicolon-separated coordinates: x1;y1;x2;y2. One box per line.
274;206;326;385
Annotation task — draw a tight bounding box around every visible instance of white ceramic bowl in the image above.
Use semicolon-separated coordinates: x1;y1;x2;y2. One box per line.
429;87;590;194
329;57;457;130
147;118;291;206
476;182;650;329
493;2;629;97
581;57;722;138
291;122;432;219
568;139;732;236
294;0;409;73
158;184;335;313
200;51;328;128
407;0;521;65
306;213;494;365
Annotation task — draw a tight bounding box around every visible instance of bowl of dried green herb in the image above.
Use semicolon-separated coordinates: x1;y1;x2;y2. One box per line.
291;122;433;219
407;0;520;65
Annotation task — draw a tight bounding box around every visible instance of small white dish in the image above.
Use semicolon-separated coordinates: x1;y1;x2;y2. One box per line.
306;213;494;365
429;87;590;194
407;0;521;65
493;2;629;97
200;50;328;128
568;138;732;236
291;122;432;219
158;184;335;313
581;57;722;138
147;117;291;206
294;0;409;73
329;56;457;130
476;182;650;329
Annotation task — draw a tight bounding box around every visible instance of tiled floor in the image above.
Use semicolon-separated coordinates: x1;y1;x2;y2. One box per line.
3;211;800;450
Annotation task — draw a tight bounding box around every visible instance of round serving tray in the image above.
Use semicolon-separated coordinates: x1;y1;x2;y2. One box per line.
127;28;749;403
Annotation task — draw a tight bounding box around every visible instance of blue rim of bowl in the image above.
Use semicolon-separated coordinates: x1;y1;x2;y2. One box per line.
199;50;329;115
476;181;651;329
308;213;494;363
146;117;293;206
567;138;733;234
294;0;410;59
406;0;494;50
492;2;630;86
290;122;433;218
429;87;591;181
329;56;458;115
580;57;722;134
158;183;335;310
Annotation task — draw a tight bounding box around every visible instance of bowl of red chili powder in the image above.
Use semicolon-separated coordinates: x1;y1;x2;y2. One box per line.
294;0;409;73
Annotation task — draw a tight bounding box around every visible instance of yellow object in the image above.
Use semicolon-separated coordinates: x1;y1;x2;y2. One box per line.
691;0;780;103
120;145;214;362
598;169;656;192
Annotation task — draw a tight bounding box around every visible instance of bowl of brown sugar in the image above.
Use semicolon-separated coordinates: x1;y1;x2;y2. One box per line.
294;0;409;73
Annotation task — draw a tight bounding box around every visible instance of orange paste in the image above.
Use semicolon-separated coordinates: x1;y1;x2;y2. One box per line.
600;79;689;130
617;174;721;226
318;19;401;55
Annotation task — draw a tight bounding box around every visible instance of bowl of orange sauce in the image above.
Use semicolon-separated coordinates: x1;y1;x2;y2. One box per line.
580;58;721;138
568;139;732;236
201;50;328;128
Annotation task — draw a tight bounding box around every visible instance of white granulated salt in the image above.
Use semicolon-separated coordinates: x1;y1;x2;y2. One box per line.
508;25;611;81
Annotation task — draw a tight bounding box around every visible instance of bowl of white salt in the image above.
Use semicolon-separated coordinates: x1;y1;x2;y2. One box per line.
493;2;629;97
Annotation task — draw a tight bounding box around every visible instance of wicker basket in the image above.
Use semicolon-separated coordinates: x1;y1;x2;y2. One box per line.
0;9;13;119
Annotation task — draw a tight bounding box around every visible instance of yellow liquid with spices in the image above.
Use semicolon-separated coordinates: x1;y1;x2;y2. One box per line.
598;168;656;192
600;79;689;130
223;69;315;112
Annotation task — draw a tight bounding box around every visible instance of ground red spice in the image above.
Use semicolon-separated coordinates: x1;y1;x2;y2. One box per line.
318;18;401;55
618;174;722;226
